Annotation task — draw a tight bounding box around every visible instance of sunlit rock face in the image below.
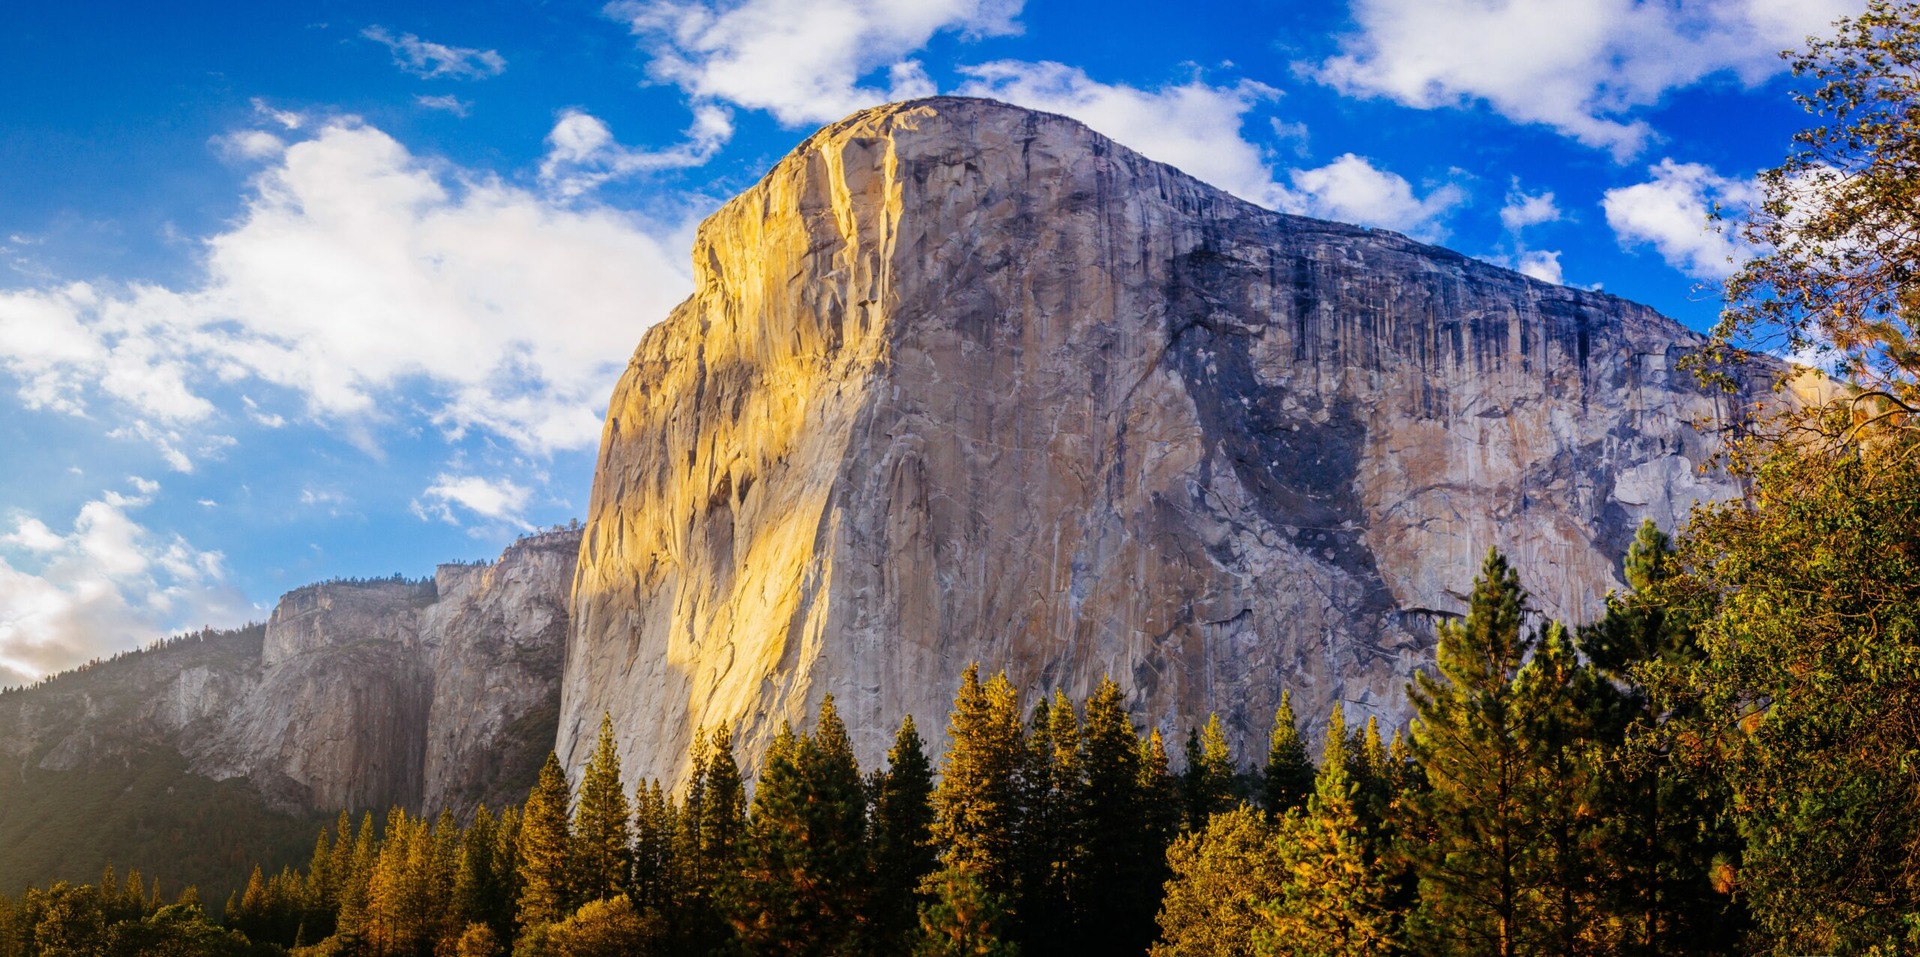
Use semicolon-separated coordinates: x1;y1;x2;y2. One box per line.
561;96;1782;787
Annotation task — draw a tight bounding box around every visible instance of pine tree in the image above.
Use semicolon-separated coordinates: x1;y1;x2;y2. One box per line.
1577;519;1740;954
1399;548;1586;957
336;811;378;939
930;665;1028;902
1137;726;1181;853
517;752;574;929
572;713;633;905
1262;692;1314;816
1076;676;1156;955
871;714;939;956
454;805;510;941
915;867;1019;957
1260;705;1397;957
1182;713;1238;830
631;779;678;913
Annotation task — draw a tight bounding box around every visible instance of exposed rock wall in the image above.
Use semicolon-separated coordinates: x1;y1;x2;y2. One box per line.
560;97;1788;787
0;528;580;815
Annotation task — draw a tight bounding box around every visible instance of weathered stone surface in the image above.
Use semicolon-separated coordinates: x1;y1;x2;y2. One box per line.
559;97;1789;786
0;528;580;815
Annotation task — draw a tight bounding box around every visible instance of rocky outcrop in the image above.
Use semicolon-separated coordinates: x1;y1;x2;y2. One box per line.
0;528;580;815
560;97;1791;788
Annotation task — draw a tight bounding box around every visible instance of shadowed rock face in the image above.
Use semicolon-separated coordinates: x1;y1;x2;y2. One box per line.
560;96;1785;786
0;528;580;816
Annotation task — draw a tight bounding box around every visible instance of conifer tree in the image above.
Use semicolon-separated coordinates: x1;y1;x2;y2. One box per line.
1576;519;1741;954
916;867;1019;957
1262;692;1314;816
1077;676;1156;955
1137;726;1182;853
631;779;678;913
454;805;510;942
931;665;1029;901
336;811;378;939
1182;713;1238;830
517;752;574;930
1399;548;1587;957
572;713;633;905
1261;705;1397;956
871;714;939;956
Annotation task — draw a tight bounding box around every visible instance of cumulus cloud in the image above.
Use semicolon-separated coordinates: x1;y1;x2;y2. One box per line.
1500;187;1562;231
610;0;1021;125
1282;154;1468;241
0;119;694;455
539;106;734;197
1315;0;1853;158
413;474;533;528
1603;158;1758;280
1515;249;1565;284
0;482;251;686
954;62;1465;239
363;26;506;79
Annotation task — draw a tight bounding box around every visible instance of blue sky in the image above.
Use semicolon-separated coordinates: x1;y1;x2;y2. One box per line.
0;0;1856;684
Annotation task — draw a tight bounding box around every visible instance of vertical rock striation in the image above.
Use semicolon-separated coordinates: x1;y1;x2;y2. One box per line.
561;97;1791;786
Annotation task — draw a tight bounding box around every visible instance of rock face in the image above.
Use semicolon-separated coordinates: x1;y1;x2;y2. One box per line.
560;97;1787;787
0;527;580;815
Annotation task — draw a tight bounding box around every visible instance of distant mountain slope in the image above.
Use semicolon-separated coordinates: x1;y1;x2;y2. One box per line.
0;528;582;897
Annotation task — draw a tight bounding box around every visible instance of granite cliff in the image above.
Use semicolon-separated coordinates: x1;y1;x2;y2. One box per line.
0;526;579;818
559;97;1787;788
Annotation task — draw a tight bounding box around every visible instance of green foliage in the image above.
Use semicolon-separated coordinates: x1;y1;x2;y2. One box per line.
869;715;939;955
915;868;1019;957
516;753;573;930
930;665;1028;901
1181;714;1237;831
1261;693;1314;817
1151;804;1286;957
569;715;631;906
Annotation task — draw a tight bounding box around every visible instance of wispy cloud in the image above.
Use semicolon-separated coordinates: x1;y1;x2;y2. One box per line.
610;0;1020;125
413;473;533;529
415;94;472;117
539;106;734;197
0;480;251;685
363;26;506;80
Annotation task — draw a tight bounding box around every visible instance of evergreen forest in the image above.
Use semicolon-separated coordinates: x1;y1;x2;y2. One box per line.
12;2;1920;954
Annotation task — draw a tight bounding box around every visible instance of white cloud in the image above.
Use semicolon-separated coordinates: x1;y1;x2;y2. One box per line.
611;0;1021;125
363;26;506;79
954;62;1465;240
414;474;532;527
250;97;304;131
415;94;472;117
0;483;251;686
1515;249;1565;284
957;62;1283;203
539;106;734;197
1602;158;1758;280
0;119;694;455
1500;187;1562;232
1316;0;1853;158
1282;154;1468;241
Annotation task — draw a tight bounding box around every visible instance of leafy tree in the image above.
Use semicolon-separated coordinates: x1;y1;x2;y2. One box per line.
522;895;660;957
1182;714;1238;831
1673;424;1920;951
518;753;575;930
869;714;939;955
571;715;632;906
1717;0;1920;425
1262;693;1314;816
1151;804;1285;957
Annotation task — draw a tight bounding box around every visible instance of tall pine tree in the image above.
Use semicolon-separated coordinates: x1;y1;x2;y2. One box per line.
1263;692;1314;816
571;713;633;905
517;752;574;930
